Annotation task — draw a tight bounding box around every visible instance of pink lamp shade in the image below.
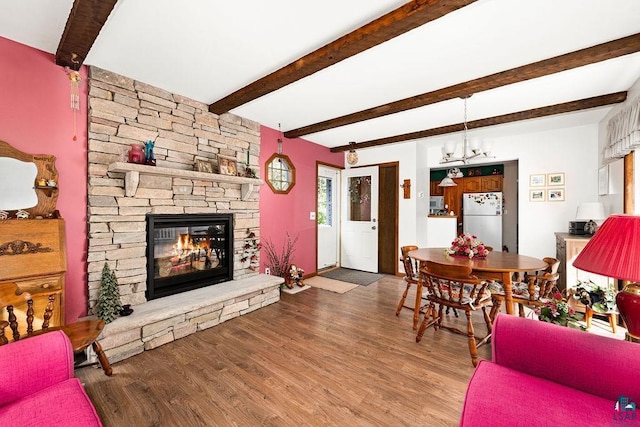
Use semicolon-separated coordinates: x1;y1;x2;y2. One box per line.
573;215;640;342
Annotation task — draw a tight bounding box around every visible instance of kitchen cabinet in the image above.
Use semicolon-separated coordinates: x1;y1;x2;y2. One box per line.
430;180;444;196
462;177;482;192
426;215;457;247
481;175;503;192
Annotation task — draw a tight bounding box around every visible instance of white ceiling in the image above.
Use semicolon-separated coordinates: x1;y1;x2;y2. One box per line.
2;0;640;149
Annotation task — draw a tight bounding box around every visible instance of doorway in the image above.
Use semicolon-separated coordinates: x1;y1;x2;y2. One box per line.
378;163;399;275
316;162;398;275
317;164;340;270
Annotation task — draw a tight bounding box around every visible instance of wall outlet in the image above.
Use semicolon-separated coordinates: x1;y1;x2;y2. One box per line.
309;212;316;220
265;268;270;275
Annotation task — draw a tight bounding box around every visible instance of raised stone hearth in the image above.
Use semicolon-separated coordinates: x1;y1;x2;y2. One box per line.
99;274;282;363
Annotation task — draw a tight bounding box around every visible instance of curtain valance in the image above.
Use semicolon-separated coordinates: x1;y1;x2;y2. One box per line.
605;95;640;160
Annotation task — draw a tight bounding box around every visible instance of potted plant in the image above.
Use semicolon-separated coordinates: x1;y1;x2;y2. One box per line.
573;280;617;313
262;232;299;288
535;292;585;330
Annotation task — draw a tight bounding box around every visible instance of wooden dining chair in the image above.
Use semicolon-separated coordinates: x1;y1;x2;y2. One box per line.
489;257;560;319
0;282;113;376
396;245;427;329
416;261;493;367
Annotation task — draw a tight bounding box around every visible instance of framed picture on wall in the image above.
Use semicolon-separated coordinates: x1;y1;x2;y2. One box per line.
529;174;545;187
548;188;565;202
529;189;545;202
598;165;609;195
547;172;565;186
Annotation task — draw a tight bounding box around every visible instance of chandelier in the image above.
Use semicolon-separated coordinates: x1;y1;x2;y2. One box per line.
440;95;494;164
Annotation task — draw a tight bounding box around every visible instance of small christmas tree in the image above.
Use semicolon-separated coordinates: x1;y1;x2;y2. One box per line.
97;263;123;324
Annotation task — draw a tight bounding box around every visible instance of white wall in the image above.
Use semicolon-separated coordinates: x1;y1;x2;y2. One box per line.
348;88;640;265
419;123;600;260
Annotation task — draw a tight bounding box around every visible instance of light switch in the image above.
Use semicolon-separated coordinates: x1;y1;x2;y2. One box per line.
309;212;316;220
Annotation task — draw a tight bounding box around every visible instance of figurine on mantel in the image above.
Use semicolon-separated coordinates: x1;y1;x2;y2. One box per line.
144;140;156;166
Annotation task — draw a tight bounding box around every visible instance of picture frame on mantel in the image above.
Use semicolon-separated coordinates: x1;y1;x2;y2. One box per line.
195;159;213;173
217;154;238;176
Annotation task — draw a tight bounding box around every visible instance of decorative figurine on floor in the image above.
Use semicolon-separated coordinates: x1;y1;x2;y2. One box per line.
119;304;134;316
16;209;30;219
286;264;305;288
144;140;156;166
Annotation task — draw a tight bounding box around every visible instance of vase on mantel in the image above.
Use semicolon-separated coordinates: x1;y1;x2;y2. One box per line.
128;144;146;164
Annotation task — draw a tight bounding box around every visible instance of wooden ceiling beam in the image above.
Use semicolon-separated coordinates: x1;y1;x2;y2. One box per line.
329;92;627;152
208;0;476;114
55;0;119;69
290;33;640;139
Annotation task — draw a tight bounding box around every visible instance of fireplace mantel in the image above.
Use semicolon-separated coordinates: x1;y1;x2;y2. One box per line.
108;162;263;200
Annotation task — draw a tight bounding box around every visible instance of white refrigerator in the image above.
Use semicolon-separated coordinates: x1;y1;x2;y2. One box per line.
462;192;502;251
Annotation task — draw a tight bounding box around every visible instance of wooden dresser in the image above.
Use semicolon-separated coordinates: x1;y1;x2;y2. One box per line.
0;217;67;331
555;232;591;291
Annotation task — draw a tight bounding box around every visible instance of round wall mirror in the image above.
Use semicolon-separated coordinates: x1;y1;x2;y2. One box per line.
265;153;295;194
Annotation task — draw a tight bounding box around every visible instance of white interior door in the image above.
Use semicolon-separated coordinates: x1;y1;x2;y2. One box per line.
340;166;379;272
317;166;340;270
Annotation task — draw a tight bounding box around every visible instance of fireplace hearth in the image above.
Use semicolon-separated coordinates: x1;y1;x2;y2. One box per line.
146;214;234;300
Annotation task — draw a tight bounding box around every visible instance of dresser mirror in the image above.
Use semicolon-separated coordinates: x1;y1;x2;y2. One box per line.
0;141;59;217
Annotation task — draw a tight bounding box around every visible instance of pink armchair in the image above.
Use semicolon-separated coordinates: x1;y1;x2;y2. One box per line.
0;330;102;426
461;314;640;426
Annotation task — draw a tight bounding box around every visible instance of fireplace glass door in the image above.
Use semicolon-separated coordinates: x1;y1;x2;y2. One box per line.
147;214;233;300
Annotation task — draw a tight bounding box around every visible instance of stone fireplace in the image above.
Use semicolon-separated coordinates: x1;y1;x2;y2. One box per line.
85;66;282;363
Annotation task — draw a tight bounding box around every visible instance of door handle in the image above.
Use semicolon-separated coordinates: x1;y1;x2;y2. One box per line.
371;226;377;230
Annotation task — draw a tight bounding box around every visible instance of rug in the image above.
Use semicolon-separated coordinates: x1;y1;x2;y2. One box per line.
319;268;385;286
281;284;311;294
305;276;359;294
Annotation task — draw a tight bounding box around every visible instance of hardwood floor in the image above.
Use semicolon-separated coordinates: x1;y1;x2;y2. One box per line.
76;275;491;426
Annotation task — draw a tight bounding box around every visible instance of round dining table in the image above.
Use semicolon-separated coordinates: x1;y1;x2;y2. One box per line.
408;248;548;316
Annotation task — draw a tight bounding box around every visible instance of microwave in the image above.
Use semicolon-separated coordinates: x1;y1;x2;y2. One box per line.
430;196;445;212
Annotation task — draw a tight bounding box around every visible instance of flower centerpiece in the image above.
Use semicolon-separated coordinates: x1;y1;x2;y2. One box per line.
446;233;489;259
535;292;585;330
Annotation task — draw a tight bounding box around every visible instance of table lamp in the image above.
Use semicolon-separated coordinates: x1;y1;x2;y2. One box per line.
575;202;606;235
573;215;640;342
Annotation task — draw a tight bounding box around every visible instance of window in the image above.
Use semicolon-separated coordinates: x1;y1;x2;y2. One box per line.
317;176;332;226
265;154;295;194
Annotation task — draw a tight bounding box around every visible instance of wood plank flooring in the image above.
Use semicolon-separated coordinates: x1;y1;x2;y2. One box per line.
76;275;491;426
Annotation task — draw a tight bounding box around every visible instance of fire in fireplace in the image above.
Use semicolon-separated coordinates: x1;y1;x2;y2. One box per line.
146;214;234;300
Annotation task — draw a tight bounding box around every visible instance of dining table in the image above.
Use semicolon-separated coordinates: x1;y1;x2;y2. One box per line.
408;248;548;316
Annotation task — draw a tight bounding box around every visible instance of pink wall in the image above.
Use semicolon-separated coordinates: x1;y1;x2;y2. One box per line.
259;126;344;276
0;37;88;322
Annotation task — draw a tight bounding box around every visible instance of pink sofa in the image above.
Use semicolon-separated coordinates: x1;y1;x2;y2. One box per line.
0;330;102;426
461;314;640;426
